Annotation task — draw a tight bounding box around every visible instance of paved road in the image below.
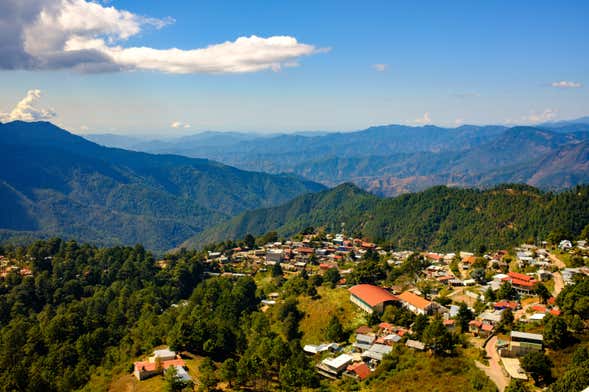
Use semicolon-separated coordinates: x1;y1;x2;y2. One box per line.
475;336;509;392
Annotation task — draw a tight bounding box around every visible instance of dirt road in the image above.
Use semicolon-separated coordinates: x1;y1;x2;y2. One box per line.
475;336;509;392
547;252;566;269
553;271;565;297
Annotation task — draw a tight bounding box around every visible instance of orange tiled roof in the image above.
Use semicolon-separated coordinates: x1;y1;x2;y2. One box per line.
347;362;371;380
508;272;533;281
398;291;432;310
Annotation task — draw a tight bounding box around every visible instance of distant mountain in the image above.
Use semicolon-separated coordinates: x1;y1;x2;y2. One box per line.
83;133;147;150
0;121;324;251
87;122;589;196
184;183;589;252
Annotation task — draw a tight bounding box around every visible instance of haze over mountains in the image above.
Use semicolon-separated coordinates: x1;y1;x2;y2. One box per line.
2;118;588;252
87;118;589;196
0;121;324;250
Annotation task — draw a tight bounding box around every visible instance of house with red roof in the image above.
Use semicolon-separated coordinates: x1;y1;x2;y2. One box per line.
348;284;399;314
502;272;537;295
344;362;371;381
133;347;188;381
397;291;434;315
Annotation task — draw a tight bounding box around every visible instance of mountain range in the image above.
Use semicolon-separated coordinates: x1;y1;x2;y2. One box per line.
87;118;589;196
184;183;589;252
0;121;324;251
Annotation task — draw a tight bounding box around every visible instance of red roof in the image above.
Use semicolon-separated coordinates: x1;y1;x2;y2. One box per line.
349;284;399;307
134;358;185;373
532;304;547;313
510;278;535;287
347;362;371;380
482;324;494;332
494;300;518;309
549;309;561;316
398;291;432;310
296;247;315;254
469;320;482;327
508;272;533;281
356;325;373;334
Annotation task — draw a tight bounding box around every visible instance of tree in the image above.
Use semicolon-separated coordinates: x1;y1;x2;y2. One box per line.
412;314;429;339
219;358;237;388
165;365;191;392
534;283;551;304
279;350;318;391
456;302;474;333
543;314;570;349
325;315;346;342
422;317;453;355
572;346;589;367
198;358;218;391
521;351;552;384
497;281;517;300
323;268;341;288
244;234;256;249
271;262;283;278
498;308;514;332
505;379;533;392
548;366;589;392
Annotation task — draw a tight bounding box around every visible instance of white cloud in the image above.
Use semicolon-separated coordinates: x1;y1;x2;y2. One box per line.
0;89;56;122
408;112;432;125
372;63;388;72
551;81;582;88
0;0;326;73
454;118;464;125
522;109;557;124
171;121;190;129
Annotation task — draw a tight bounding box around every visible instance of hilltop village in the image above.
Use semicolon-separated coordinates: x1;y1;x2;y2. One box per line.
134;230;588;391
1;230;588;392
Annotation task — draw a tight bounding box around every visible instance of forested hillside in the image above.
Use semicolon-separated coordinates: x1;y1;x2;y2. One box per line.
0;239;319;391
0;121;324;251
185;183;589;251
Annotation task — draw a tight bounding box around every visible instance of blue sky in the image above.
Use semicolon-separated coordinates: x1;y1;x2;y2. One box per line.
0;0;587;134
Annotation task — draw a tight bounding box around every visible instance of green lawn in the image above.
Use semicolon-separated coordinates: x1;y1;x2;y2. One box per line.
298;286;367;345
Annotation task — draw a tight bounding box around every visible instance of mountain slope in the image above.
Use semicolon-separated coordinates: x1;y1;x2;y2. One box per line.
87;123;589;196
0;121;324;250
184;183;589;252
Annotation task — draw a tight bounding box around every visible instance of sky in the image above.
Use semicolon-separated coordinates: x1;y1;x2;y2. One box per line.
0;0;587;135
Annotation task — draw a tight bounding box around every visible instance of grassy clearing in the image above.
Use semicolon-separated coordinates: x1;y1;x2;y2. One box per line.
357;347;496;392
107;352;204;392
298;286;367;345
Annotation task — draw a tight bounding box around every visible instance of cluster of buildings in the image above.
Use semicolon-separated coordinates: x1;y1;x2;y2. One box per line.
311;322;415;381
204;233;382;274
0;256;33;278
133;347;192;384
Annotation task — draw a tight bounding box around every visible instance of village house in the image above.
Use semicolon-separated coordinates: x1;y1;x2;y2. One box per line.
316;353;354;379
343;362;371;381
133;347;190;381
502;272;537;296
348;284;399;314
397;291;434;315
506;331;543;356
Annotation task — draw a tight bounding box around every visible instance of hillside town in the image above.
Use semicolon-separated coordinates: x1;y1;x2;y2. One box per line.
1;228;587;391
132;230;589;390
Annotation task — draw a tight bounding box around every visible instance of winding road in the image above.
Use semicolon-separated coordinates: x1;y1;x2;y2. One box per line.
475;336;509;392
